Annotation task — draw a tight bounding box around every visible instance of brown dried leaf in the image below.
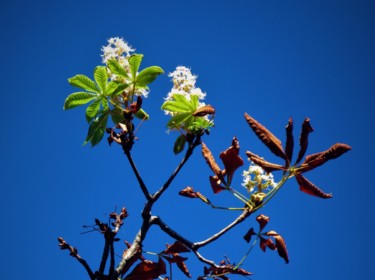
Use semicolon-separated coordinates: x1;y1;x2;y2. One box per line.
243;227;256;243
295;174;332;199
176;257;192;278
219;137;244;184
164;241;191;254
260;237;276;252
295;118;314;164
202;142;222;177
130;95;142;113
266;231;289;264
246;151;286;173
244;113;286;160
124;258;166;280
256;214;270;232
209;176;226;194
179;186;199;198
193;105;215;117
285;118;294;167
299;143;351;173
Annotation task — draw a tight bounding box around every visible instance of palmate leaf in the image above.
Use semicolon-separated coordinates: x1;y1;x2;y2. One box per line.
63;92;97;110
166;112;192;129
128;54;143;79
85;98;101;123
93;66;108;93
105;81;119;96
84;112;109;147
136;66;164;87
68;74;99;93
107;59;129;78
162;94;195;113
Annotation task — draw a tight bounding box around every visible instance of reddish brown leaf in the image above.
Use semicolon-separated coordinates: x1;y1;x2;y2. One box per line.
266;231;289;264
256;214;270;232
244;113;286;160
209;176;226;194
202;142;222;177
245;151;286;173
260;237;276;252
295;118;314;164
164;241;191;254
176;257;192;278
124;258;166;280
129;96;142;113
243;227;256;243
295;174;332;199
219;137;244;184
193;105;215;117
162;254;188;264
324;143;352;160
285;118;294;167
179;186;199;198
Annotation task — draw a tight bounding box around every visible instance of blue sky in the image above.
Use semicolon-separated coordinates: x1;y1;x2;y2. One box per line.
0;0;374;279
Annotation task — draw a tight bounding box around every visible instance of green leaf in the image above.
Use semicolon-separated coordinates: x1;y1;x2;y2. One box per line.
167;112;192;129
191;94;199;111
64;92;97;110
111;107;124;124
112;83;129;96
161;94;194;113
68;75;99;93
106;81;119;95
136;66;164;87
128;54;143;79
107;59;129;78
94;66;108;93
84;113;109;147
101;98;109;112
172;94;195;111
85;98;101;123
173;134;186;154
134;108;149;120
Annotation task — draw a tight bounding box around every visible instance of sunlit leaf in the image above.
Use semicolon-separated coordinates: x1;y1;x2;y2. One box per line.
85;98;101;123
201;142;222;177
93;66;108;93
219;137;244;184
136;66;164;86
107;59;129;78
256;214;270;232
193;105;215;117
295;174;332;199
245;151;286;173
68;74;99;93
266;231;289;263
128;54;143;79
134;108;149;120
63;92;97;110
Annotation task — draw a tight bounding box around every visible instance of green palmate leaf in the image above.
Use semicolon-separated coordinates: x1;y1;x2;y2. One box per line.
107;59;129;78
173;134;187;154
94;66;108;93
128;54;143;79
105;81;119;96
136;66;164;87
111;107;124;124
64;92;97;110
101;98;109;112
172;94;195;111
167;112;193;129
85;98;101;123
161;95;194;113
134;108;149;120
68;75;99;93
191;94;199;110
84;113;109;146
189;117;213;132
112;83;129;96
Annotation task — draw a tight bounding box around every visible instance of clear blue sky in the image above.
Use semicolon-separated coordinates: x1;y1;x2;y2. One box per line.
0;0;374;279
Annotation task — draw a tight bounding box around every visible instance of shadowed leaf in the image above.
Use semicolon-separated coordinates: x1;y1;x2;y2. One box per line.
295;174;332;199
164;241;191;254
125;258;166;280
244;113;286;160
243;227;256;243
209;176;226;194
285;118;294;167
220;137;244;184
260;237;276;252
179;187;199;198
295;118;313;164
256;214;270;232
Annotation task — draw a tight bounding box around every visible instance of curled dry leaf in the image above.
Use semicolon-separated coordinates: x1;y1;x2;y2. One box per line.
164;241;191;254
295;174;332;199
244;113;286;160
179;186;199;198
209;175;226;194
124;258;166;280
246;151;286;173
243;227;256;243
266;231;289;264
219;137;244;184
193;104;215;117
256;214;270;232
295;118;314;164
201;142;222;177
130;95;142;113
285;118;294;166
260;237;276;252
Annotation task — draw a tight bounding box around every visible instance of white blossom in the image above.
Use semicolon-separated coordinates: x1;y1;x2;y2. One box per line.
242;162;277;193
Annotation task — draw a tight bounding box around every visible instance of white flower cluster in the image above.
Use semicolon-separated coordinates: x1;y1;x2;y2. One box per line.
101;37;134;66
166;66;206;102
242;162;277;193
101;37;149;97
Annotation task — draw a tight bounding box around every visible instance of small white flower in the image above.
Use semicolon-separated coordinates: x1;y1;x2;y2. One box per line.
101;37;134;64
